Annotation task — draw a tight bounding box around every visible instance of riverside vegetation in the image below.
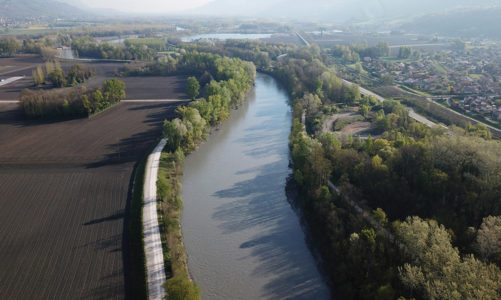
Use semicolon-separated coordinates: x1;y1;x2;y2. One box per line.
8;29;501;298
180;41;501;299
129;51;256;299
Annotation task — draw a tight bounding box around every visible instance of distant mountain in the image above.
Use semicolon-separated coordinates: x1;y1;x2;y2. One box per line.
189;0;500;22
0;0;91;19
400;6;501;38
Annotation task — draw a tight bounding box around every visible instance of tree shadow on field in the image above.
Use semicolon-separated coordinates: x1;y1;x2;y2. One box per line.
84;269;125;300
84;210;124;226
85;103;178;169
82;101;181;299
0;104;78;126
212;161;329;300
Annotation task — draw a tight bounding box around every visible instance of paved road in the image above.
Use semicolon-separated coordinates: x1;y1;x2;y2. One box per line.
0;76;24;87
342;79;438;128
295;32;310;46
143;139;167;300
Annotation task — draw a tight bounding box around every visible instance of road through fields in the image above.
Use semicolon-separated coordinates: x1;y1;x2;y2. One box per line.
0;101;181;299
143;139;167;300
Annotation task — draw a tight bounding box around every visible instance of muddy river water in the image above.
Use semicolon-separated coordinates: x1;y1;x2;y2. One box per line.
181;73;330;299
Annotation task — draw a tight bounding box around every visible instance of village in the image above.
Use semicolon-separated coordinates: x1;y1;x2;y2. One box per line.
363;46;501;122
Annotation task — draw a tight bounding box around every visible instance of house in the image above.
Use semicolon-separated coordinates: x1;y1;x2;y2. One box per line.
494;109;501;121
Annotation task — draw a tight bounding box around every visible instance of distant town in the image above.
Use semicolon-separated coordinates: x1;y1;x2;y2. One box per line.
363;46;501;122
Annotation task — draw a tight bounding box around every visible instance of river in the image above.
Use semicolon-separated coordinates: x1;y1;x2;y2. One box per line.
180;74;330;299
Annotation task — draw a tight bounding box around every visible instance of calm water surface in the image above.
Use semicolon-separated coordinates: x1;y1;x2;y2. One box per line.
181;74;330;300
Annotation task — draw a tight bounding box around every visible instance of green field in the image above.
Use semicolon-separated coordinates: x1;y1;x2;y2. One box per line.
431;61;449;73
380;56;418;63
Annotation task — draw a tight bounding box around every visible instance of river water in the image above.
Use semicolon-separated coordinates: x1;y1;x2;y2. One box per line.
181;74;330;299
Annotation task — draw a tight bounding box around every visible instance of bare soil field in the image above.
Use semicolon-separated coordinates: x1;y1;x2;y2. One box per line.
322;111;376;137
0;57;188;101
0;55;44;77
121;76;188;100
0;99;186;299
322;112;353;132
340;121;373;135
0;76;33;100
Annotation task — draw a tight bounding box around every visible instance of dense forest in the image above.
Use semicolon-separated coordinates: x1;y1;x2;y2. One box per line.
71;36;157;61
180;41;501;299
21;78;125;118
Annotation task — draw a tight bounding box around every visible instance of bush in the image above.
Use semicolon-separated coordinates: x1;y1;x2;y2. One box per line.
164;276;201;300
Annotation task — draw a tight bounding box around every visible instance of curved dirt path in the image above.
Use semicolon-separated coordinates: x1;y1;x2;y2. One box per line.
143;139;167;300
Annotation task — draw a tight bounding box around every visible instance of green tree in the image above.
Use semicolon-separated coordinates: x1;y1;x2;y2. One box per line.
398;47;413;59
164;119;187;152
45;61;55;75
0;39;20;57
48;69;66;88
397;216;501;299
67;64;94;86
372;208;388;227
102;78;126;103
360;104;370;118
476;216;501;264
164;276;201;300
186;76;200;100
380;74;394;86
345;84;361;104
375;41;390;57
32;66;45;87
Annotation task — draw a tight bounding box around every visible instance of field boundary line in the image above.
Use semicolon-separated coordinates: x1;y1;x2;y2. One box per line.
0;76;25;87
143;138;167;300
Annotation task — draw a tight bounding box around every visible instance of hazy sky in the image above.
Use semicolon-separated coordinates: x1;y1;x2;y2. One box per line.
78;0;215;13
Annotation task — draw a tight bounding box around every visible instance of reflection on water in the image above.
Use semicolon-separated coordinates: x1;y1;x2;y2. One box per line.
181;74;330;299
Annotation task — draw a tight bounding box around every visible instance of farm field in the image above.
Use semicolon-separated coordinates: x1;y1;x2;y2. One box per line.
0;96;186;299
0;55;188;101
0;55;44;77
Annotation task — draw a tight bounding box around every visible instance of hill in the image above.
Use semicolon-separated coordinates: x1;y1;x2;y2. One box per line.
400;6;501;38
190;0;499;22
0;0;90;19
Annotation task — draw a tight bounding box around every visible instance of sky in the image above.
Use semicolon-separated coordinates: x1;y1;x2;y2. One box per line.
78;0;215;13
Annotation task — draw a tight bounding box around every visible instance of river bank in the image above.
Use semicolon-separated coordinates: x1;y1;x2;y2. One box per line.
180;73;330;299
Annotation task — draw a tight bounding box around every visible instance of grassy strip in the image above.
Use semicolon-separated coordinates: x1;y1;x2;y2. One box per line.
157;149;201;299
87;100;122;119
398;84;432;97
126;152;149;300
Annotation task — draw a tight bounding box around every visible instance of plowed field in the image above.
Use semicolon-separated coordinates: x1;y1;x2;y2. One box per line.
0;99;186;299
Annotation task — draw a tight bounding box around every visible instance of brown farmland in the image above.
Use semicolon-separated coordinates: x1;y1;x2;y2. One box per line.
0;81;188;299
0;57;188;101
